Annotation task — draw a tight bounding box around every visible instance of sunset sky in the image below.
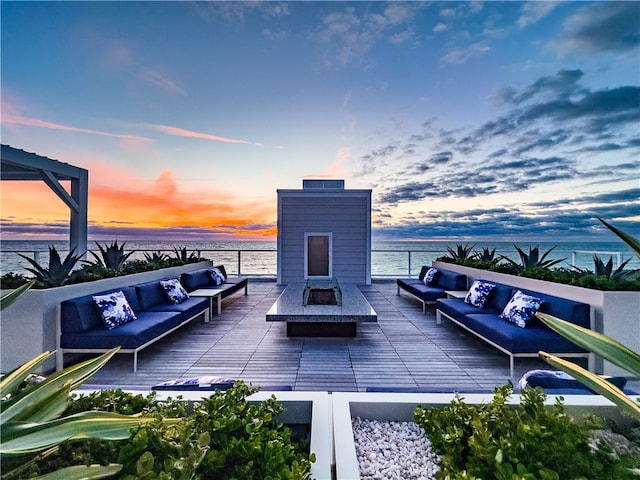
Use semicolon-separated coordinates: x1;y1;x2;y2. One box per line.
1;1;638;242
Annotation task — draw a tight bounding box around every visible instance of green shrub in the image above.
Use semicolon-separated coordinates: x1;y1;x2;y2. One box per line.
24;383;315;479
414;385;640;480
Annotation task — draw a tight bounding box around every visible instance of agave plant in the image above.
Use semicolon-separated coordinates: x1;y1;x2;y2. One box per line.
87;240;135;271
0;348;160;479
472;247;501;265
18;246;84;287
172;246;200;262
143;251;169;264
503;245;565;272
445;243;476;261
590;254;634;280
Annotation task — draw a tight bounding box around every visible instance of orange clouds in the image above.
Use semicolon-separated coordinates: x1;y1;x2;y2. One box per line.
2;160;278;239
98;164;277;233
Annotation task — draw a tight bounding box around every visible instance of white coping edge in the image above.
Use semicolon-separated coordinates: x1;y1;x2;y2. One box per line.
331;392;640;480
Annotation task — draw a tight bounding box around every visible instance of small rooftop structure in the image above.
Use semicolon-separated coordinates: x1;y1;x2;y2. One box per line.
1;145;88;255
277;179;372;285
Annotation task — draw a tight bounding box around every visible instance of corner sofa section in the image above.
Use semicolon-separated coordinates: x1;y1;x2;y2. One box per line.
179;264;248;300
435;281;592;377
58;282;210;373
397;266;467;312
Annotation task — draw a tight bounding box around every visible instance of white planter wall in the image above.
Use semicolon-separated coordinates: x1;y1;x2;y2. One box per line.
1;261;212;373
332;391;639;480
433;261;640;375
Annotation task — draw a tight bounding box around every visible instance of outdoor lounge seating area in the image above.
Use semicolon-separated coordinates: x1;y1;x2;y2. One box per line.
77;279;625;393
57;265;248;372
436;280;592;377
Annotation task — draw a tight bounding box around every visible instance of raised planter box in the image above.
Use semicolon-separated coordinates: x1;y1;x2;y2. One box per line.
433;261;640;376
151;389;333;480
332;391;639;479
1;261;213;373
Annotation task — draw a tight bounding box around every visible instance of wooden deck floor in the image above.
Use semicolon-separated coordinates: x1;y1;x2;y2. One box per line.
85;280;569;392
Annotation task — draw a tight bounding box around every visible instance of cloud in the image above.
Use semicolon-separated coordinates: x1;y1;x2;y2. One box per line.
311;3;423;68
433;22;446;33
517;1;559;28
143;124;263;146
440;42;490;64
138;68;186;96
2;113;151;143
194;1;289;25
493;70;584;106
555;2;640;54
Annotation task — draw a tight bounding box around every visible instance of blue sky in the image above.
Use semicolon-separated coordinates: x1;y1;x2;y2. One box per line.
1;1;638;241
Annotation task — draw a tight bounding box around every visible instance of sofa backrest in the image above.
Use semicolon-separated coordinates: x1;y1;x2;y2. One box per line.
135;280;172;310
60;286;140;333
483;282;515;312
180;269;213;292
434;269;467;291
518;288;591;329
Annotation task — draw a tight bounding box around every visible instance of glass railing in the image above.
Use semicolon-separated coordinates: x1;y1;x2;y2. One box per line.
2;247;632;279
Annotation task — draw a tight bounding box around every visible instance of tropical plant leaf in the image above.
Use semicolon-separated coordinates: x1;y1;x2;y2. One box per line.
2;380;73;424
0;351;54;400
539;351;640;421
598;217;640;259
1;411;157;456
1;348;120;422
536;313;640;377
32;463;122;480
0;280;35;310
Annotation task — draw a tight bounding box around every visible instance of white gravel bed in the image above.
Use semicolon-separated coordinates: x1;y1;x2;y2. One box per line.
351;417;441;480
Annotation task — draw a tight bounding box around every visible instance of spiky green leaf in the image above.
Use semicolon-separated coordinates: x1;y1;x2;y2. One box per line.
539;351;640;421
537;312;640;377
2;348;120;423
32;463;122;480
0;351;54;400
598;217;640;259
1;411;156;456
1;280;35;311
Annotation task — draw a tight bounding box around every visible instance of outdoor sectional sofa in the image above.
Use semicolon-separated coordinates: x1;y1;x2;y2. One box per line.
179;264;249;299
435;281;592;377
57;265;248;373
57;280;211;372
397;266;468;312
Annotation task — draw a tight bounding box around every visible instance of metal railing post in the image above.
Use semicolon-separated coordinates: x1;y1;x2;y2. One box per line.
237;251;242;276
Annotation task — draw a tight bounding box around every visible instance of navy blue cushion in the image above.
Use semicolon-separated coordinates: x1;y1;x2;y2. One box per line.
61;286;140;333
60;311;181;349
180;269;214;292
463;313;587;354
434;269;467;290
519;289;590;329
436;298;502;321
145;297;209;321
482;283;515;311
135;281;171;310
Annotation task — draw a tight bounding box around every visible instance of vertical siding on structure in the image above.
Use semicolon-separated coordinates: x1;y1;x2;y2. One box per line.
277;189;371;284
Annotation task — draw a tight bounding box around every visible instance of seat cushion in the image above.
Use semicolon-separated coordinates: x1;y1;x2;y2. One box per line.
436;298;502;321
60;311;182;350
145;297;209;321
463;313;587;354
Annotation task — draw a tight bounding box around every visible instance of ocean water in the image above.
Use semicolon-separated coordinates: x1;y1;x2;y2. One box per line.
1;239;637;277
